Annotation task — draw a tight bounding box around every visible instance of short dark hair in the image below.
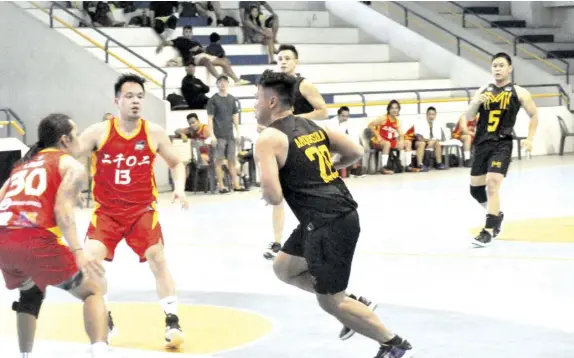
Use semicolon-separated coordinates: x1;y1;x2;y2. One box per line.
426;106;437;113
258;69;298;109
338;106;350;115
21;113;73;164
186;113;199;121
216;75;229;83
183;25;192;31
114;74;146;97
277;44;298;59
492;52;512;65
386;99;401;114
209;32;220;43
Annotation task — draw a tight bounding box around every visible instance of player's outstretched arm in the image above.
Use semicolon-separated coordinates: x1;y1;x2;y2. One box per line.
75;121;108;159
466;85;488;121
299;80;329;120
55;155;88;252
255;128;285;206
325;127;364;169
516;85;539;146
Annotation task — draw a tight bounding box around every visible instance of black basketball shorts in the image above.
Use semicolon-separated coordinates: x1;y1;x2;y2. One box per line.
281;211;360;295
470;139;513;177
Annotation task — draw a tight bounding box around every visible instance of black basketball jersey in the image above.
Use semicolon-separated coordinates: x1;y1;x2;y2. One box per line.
475;83;521;145
268;115;358;226
292;77;315;115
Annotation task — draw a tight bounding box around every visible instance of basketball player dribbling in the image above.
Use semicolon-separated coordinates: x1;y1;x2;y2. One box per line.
254;70;415;357
464;52;538;247
76;74;189;348
0;114;109;358
264;44;328;261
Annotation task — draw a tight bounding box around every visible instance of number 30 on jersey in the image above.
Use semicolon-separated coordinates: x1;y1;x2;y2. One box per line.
305;144;339;183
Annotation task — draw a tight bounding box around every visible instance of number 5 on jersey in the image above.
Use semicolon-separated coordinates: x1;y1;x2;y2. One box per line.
115;169;132;185
305;144;339;183
488;110;501;132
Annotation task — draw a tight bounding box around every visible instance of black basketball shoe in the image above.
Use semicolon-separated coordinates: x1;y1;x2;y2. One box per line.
375;335;415;358
263;242;282;261
472;229;493;248
165;314;184;349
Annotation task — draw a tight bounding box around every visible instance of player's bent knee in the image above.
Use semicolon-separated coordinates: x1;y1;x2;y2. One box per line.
13;285;45;318
316;294;339;315
470;185;487;204
85;239;108;261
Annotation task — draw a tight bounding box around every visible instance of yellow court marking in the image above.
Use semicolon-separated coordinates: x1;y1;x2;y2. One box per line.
0;303;273;354
470;216;574;243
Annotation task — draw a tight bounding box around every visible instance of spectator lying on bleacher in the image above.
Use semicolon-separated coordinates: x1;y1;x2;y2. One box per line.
174;112;213;166
243;5;277;64
239;1;279;44
367;100;417;174
452;113;477;167
413;106;446;171
157;26;250;85
150;1;181;40
181;61;210;109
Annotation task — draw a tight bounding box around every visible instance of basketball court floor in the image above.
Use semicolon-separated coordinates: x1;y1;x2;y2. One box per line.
1;155;574;358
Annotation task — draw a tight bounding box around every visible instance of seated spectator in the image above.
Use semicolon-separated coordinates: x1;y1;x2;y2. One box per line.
78;1;125;27
157;26;249;85
174;113;213;166
181;61;210;109
324;106;366;177
128;8;152;27
150;1;180;40
414;106;446;171
205;32;226;58
239;1;279;44
244;5;277;64
367;100;416;174
193;1;225;26
452;113;477;167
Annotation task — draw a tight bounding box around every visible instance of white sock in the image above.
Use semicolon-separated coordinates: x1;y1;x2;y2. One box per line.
91;342;108;355
382;154;389;168
405;151;413;166
481;202;488;209
160;296;178;316
21;353;31;358
464;151;471;160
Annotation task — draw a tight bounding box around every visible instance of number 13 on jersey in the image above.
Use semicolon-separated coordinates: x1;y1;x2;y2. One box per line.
305;144;339;183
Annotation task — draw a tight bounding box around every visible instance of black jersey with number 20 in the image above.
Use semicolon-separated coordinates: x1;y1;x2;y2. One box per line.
267;115;358;225
475;83;521;145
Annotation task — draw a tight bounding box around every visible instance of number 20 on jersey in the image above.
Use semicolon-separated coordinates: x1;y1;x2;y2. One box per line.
305;144;339;183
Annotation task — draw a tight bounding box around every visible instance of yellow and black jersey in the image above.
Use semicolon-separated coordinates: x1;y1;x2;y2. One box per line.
475;83;521;145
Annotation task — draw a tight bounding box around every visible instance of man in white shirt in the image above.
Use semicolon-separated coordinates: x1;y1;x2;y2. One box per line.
414;107;446;170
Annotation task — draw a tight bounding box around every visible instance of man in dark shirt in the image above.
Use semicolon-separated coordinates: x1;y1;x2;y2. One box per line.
150;1;180;40
254;70;414;358
181;62;210;109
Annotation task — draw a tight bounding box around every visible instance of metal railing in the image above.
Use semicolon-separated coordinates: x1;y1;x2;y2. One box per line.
29;2;168;99
447;1;570;84
390;2;494;60
234;84;569;123
0;108;27;143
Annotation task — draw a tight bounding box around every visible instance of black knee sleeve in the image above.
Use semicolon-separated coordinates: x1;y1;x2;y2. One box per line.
12;285;45;318
470;185;487;204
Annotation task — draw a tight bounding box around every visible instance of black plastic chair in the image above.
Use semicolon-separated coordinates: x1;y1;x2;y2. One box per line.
512;129;527;160
558;116;574;156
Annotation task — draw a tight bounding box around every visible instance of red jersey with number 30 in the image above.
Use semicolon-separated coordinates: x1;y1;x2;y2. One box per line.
91;118;158;215
0;149;64;237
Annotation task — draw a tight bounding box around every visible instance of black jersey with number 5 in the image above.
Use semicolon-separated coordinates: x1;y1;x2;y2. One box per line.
267;115;358;225
475;83;521;145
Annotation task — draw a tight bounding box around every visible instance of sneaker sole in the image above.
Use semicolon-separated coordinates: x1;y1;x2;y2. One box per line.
340;302;379;341
165;329;184;349
471;239;492;248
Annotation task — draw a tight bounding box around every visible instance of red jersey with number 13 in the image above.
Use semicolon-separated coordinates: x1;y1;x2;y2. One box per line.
91;118;158;216
0;149;64;237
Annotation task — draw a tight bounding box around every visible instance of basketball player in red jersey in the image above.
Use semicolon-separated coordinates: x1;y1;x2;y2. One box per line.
0;114;109;358
76;74;189;348
264;44;329;261
464;53;538;247
452;113;478;167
